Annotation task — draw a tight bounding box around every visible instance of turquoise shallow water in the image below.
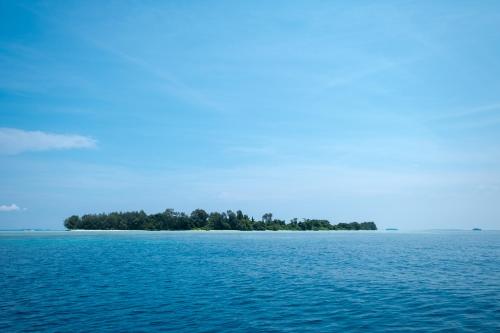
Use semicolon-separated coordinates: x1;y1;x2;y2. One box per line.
0;231;499;332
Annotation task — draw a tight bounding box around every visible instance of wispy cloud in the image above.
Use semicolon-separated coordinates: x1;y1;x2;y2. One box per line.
88;40;226;113
434;103;500;120
0;128;97;155
325;57;415;89
0;203;20;212
428;103;500;130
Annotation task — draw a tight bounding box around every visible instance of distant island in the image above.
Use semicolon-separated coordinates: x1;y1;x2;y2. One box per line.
64;209;377;231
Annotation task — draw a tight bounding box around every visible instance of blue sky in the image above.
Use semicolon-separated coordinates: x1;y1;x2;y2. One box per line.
1;0;500;229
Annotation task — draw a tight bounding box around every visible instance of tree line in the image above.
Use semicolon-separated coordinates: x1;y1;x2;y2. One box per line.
64;209;377;231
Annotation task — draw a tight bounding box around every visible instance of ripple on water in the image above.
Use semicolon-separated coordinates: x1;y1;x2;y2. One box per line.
0;231;499;332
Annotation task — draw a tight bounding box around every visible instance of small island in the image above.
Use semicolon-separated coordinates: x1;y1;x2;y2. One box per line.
64;209;377;231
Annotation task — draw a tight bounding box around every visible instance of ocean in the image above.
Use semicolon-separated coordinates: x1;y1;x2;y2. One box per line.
1;230;499;332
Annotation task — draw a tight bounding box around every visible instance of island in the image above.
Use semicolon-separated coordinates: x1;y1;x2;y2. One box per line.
64;209;377;231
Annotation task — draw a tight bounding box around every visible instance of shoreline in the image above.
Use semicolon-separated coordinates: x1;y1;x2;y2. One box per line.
66;229;380;232
2;229;497;233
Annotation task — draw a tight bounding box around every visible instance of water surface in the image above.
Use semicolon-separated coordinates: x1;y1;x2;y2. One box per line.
1;231;499;332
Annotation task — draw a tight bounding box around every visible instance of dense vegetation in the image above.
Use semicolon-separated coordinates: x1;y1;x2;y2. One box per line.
64;209;377;231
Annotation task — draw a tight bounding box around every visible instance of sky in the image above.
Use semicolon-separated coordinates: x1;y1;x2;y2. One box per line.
1;0;500;230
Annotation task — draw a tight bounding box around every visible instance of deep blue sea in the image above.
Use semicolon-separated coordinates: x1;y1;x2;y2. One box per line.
1;231;499;332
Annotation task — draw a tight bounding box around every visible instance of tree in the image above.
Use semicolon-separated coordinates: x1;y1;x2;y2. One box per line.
62;209;377;231
262;213;273;224
190;209;209;228
208;212;230;230
64;215;80;229
227;210;238;229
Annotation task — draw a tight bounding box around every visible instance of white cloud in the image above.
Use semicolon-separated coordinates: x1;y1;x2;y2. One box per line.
0;204;20;212
0;128;97;154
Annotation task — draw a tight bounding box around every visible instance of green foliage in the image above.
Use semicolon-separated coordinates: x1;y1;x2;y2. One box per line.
190;209;209;228
63;209;377;231
64;215;80;229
